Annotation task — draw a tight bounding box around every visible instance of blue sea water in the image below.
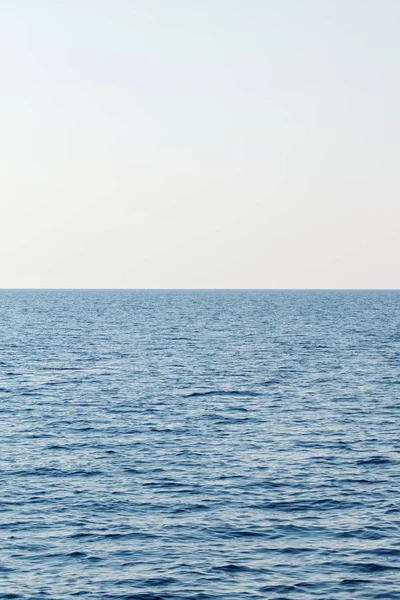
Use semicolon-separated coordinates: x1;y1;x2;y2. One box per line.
1;290;400;600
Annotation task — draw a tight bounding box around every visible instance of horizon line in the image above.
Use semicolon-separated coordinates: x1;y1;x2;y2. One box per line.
0;288;399;292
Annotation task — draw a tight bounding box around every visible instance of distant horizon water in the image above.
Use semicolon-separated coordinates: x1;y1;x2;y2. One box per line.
2;288;400;291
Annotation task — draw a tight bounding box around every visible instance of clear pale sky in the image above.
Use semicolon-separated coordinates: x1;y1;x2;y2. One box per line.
1;1;399;288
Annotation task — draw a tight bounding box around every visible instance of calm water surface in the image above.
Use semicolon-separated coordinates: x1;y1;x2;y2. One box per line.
1;290;400;599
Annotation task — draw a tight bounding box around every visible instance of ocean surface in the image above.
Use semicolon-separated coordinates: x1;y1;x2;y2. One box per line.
1;290;400;600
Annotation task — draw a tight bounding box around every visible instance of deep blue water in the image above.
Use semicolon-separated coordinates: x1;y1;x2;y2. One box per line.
1;290;400;600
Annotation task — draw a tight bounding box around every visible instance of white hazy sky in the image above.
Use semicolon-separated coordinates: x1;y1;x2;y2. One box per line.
1;0;399;288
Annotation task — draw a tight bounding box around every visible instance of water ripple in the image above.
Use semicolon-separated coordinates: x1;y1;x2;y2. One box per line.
0;290;400;599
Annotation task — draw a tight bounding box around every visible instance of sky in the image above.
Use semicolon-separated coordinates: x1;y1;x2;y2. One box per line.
1;0;399;288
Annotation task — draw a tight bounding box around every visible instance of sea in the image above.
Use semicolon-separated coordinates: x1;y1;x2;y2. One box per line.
1;290;399;600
